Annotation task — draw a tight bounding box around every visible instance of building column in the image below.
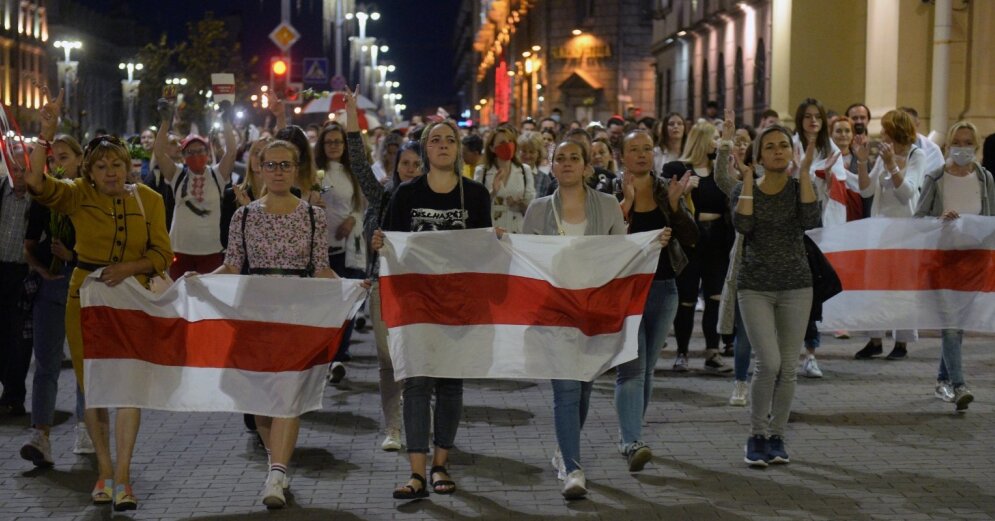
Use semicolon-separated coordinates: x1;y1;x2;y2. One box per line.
769;0;792;119
864;0;900;134
960;0;995;137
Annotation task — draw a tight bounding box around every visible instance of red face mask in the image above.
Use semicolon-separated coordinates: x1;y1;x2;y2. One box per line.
495;141;516;161
185;155;208;173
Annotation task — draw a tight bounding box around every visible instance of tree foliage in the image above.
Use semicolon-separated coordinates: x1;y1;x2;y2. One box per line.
137;12;257;134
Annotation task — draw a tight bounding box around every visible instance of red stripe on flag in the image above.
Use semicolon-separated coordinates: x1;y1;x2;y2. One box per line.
379;273;654;336
825;249;995;292
81;308;345;372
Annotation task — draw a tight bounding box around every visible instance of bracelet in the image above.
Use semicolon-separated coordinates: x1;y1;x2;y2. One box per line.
738;196;754;200
37;137;53;148
891;166;901;175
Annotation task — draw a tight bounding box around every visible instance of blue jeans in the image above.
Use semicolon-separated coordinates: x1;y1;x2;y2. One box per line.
804;320;820;349
403;377;462;453
615;279;679;449
937;329;964;386
30;273;85;426
733;303;753;382
552;379;593;473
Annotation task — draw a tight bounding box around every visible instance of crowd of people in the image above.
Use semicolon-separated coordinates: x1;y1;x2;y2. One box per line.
0;82;992;510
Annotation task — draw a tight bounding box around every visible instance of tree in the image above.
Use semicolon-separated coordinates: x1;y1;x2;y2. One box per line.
137;12;256;135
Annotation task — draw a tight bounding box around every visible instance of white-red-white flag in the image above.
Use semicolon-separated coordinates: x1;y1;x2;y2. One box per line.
378;229;662;380
80;274;365;417
808;216;995;332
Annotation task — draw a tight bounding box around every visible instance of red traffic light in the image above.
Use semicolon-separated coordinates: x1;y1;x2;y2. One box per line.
271;58;288;76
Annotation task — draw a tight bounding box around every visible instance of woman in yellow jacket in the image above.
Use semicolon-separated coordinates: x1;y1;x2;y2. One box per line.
25;90;172;511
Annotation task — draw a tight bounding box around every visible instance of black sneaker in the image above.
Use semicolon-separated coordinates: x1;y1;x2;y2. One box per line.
854;341;883;359
720;344;735;357
766;435;790;464
885;343;907;360
744;435;768;467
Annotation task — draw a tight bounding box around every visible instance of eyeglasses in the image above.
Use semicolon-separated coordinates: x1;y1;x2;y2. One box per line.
84;135;125;155
261;161;299;173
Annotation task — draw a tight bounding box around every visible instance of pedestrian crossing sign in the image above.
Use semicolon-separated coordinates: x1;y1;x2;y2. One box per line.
302;58;330;85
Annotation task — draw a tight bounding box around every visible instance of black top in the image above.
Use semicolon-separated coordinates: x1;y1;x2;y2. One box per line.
661;160;729;217
384;174;492;232
628;208;675;280
25;201;77;270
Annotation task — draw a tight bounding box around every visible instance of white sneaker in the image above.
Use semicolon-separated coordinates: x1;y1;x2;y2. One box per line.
73;423;95;454
261;473;286;509
934;380;955;402
561;469;587;499
381;429;402;452
20;428;54;467
328;362;346;384
801;356;823;378
729;380;749;406
551;448;566;480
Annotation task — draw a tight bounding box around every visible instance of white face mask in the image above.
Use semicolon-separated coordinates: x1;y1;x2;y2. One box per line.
949;146;975;167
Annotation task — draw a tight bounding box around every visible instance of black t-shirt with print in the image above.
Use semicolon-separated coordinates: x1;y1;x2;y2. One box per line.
384;174;492;232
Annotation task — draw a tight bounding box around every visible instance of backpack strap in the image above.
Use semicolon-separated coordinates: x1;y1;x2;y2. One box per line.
305;203;316;277
241;205;251;273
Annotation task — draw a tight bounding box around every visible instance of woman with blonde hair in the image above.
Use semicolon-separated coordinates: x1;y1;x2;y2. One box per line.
475;125;535;233
915;120;994;411
518;130;551;197
855;109;926;361
661;121;734;372
25;90;172;511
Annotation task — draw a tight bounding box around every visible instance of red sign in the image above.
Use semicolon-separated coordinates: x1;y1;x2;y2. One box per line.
494;59;510;123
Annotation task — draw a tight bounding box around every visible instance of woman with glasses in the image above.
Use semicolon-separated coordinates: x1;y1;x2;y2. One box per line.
212;139;336;509
25;90;173;511
152;99;237;280
372;119;491;500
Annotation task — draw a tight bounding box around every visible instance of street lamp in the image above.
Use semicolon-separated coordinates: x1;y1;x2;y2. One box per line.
119;62;143;135
53;40;82;122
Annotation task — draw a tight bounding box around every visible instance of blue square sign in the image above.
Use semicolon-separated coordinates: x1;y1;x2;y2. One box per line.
302;58;329;86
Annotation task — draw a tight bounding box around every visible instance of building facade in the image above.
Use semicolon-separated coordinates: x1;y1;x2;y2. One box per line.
651;0;995;139
465;0;657;128
1;0;49;134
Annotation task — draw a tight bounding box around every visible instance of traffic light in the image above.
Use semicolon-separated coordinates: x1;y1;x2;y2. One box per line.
270;57;289;98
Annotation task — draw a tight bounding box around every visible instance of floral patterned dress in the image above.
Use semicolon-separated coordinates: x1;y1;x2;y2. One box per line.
225;199;330;275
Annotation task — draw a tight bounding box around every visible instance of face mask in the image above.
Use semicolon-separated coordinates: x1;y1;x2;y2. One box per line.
949;146;975;167
495;141;516;161
185;155;208;173
551;114;561;122
853;123;866;135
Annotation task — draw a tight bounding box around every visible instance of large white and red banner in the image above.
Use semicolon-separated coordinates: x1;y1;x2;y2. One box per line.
379;229;661;380
81;274;365;417
809;216;995;332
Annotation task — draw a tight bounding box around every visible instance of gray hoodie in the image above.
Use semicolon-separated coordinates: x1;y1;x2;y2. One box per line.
915;163;995;218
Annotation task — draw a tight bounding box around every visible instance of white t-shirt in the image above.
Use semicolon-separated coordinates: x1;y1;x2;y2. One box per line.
561;219;587;237
319;162;365;250
860;146;926;218
168;165;223;254
941;172;982;216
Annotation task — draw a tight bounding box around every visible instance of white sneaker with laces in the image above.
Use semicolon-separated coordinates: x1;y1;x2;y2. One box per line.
73;423;95;454
551;448;566;480
381;429;402;451
261;473;286;509
729;380;749;406
934;381;955;402
20;428;54;467
561;469;587;499
801;356;823;378
672;354;689;372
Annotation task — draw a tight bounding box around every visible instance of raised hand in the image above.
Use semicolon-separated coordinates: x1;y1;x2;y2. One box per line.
344;84;361;132
621;171;635;203
669;171;692;210
853;134;870;162
39;87;63;137
157;97;176;123
799;141;816;175
721;108;735;141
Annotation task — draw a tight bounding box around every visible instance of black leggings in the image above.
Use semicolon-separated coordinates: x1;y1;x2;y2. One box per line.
673;218;733;354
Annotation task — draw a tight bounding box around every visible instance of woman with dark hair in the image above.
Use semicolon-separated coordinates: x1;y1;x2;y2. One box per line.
735;125;820;467
26;90;172;510
654;112;687;174
274;125;322;206
373;119;491;499
855;109;926;361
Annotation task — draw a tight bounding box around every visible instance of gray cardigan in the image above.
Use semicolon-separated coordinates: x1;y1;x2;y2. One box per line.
914;164;995;217
522;187;626;236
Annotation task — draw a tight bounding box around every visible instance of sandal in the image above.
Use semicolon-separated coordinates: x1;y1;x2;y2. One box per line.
91;479;113;505
430;465;457;494
393;473;429;500
113;483;137;511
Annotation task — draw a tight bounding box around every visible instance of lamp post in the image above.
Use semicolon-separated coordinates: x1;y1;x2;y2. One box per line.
119;62;143;135
53;40;82;121
345;5;380;92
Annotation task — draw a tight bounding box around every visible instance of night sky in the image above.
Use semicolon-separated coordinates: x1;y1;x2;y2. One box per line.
74;0;461;117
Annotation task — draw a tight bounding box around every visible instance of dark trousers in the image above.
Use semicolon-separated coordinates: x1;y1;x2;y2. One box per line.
0;262;30;407
329;252;365;361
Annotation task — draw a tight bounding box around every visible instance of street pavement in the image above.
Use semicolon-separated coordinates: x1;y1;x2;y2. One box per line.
2;324;993;520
